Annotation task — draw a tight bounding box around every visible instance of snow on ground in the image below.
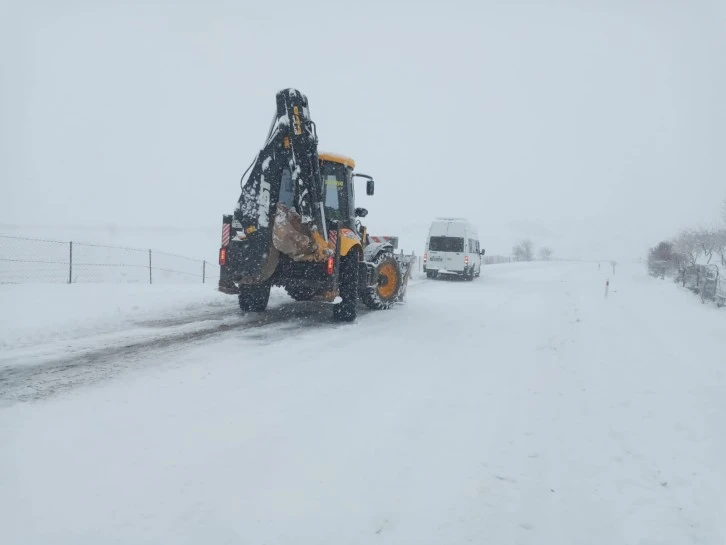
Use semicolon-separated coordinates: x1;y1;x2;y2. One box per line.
1;262;725;544
0;284;242;368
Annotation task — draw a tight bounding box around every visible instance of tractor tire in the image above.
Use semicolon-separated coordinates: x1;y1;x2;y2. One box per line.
238;281;272;312
285;285;315;301
333;252;359;322
362;252;402;310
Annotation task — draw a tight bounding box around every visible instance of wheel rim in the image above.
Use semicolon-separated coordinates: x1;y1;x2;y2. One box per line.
377;262;398;299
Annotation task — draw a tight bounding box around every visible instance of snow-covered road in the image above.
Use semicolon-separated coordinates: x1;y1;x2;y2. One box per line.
1;263;725;544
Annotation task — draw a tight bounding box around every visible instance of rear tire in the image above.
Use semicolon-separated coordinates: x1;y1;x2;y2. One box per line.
426;270;438;279
333;252;359;322
465;268;474;281
362;252;402;310
285;285;315;301
238;281;271;312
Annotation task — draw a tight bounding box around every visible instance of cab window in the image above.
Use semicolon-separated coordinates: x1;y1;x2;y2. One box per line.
320;161;350;226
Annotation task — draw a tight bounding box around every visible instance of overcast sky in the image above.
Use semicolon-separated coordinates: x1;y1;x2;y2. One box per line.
1;0;724;260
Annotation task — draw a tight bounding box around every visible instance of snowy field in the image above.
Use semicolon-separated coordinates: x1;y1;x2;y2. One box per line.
1;262;725;544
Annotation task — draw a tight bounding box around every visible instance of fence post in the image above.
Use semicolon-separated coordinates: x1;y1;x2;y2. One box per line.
202;260;206;284
69;241;73;284
149;249;152;285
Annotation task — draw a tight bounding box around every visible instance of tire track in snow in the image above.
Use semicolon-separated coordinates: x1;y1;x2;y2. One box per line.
0;281;430;405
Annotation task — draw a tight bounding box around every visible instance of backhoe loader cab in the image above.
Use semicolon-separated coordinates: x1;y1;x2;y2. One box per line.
217;88;414;322
318;153;362;231
317;154;375;230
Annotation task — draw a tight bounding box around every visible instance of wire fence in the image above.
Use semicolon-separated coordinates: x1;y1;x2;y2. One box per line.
670;263;725;308
1;233;525;286
483;255;513;265
0;235;217;285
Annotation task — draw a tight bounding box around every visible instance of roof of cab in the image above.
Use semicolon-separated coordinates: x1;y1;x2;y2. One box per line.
319;151;355;169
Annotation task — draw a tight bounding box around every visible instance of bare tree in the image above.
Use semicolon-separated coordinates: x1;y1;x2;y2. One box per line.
538;247;553;261
522;239;534;261
673;229;700;266
696;227;718;264
512;244;524;261
648;241;675;277
715;228;726;266
513;239;534;261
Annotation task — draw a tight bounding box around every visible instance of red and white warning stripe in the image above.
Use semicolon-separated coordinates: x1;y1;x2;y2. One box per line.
221;223;231;247
328;230;337;246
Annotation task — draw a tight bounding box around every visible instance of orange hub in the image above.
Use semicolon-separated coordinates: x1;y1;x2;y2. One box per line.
377;262;398;300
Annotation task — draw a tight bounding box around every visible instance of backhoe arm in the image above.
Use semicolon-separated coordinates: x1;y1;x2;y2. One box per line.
231;88;329;281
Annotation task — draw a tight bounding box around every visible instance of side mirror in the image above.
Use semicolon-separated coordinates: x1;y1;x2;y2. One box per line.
366;179;375;196
481;249;486;255
355;207;368;218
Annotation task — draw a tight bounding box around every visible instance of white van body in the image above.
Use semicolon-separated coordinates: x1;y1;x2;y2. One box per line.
424;218;483;280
